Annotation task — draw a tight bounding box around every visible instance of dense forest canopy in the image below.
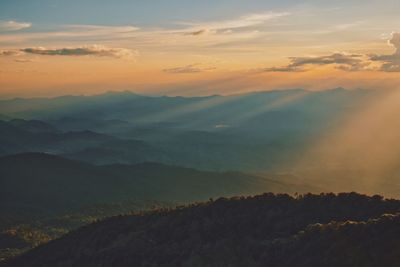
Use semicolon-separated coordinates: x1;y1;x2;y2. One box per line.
2;193;399;267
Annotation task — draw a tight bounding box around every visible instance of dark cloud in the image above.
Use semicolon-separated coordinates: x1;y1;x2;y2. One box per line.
369;53;400;72
265;33;400;73
163;64;216;74
290;53;364;68
0;45;137;60
263;53;369;72
184;29;207;36
21;45;136;59
261;66;304;72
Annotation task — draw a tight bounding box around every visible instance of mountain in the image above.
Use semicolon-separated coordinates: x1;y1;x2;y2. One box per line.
7;119;58;133
0;89;375;129
1;90;399;196
0;89;380;172
0;120;117;155
0;118;293;171
0;91;142;118
0;200;173;262
0;152;319;260
2;193;399;267
0;153;313;221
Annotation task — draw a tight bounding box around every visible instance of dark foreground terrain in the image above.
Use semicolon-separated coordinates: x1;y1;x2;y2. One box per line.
0;152;315;261
2;193;399;267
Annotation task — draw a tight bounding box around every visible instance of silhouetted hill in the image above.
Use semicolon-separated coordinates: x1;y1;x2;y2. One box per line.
265;213;400;267
0;153;309;220
2;193;399;267
0;200;173;262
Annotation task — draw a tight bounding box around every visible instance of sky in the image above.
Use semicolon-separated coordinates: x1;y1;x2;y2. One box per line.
1;0;400;98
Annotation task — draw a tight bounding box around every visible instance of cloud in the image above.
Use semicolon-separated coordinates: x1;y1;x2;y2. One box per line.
0;20;31;31
163;64;216;74
263;53;371;72
0;45;137;60
184;29;208;36
181;12;290;35
370;32;400;72
0;49;23;56
14;58;34;63
0;24;139;44
62;24;139;37
263;33;400;73
290;53;369;70
333;21;365;31
22;46;130;58
261;66;304;72
389;32;400;48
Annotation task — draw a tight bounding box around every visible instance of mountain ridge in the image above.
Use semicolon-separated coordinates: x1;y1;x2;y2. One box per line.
2;192;399;267
1;152;315;219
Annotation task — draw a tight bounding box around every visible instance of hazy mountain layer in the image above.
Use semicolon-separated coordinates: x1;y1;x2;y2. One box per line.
0;89;382;172
0;153;315;220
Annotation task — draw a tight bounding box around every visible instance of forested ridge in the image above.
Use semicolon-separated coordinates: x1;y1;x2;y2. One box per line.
2;192;399;267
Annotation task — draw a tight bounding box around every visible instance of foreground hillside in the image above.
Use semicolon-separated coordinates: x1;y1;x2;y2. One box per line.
3;193;399;267
0;153;317;261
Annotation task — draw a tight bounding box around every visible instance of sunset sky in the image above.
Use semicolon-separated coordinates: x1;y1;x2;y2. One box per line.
1;0;400;98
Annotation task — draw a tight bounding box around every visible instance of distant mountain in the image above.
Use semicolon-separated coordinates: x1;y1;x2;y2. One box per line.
62;138;167;165
2;193;399;267
0;120;116;155
7;119;58;133
0;119;292;170
0;91;142;117
48;117;130;133
0;89;376;128
0;89;382;172
0;153;313;219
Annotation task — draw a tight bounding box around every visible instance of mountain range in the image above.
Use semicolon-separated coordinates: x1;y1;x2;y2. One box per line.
1;88;400;265
0;88;383;172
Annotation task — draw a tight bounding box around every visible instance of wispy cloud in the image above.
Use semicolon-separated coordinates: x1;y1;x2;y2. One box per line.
0;45;137;60
60;24;139;37
0;20;31;31
180;12;290;35
0;24;139;44
163;63;216;74
14;58;34;63
0;12;287;52
332;21;365;31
